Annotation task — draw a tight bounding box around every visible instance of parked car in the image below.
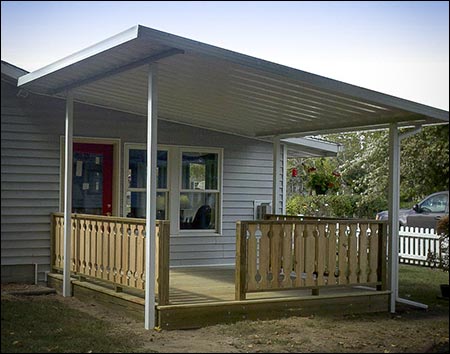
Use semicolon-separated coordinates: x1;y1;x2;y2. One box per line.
376;191;449;230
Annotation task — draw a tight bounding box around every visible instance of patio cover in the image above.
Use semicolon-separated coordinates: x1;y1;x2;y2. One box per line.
17;25;448;137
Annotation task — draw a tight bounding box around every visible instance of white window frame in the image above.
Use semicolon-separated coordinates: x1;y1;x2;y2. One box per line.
123;144;223;236
178;146;223;235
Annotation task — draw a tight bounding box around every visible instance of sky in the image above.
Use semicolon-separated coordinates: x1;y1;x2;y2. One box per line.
1;1;449;111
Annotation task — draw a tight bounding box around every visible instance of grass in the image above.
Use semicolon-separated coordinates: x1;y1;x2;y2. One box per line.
1;295;142;353
398;264;449;308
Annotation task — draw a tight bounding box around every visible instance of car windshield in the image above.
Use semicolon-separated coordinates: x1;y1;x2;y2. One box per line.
420;194;448;213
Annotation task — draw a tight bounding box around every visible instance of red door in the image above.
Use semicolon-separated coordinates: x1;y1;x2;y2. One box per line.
72;143;113;216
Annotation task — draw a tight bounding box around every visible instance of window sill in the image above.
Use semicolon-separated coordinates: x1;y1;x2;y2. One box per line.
174;230;222;237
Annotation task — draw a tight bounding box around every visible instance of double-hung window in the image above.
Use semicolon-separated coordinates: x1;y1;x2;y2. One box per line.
180;151;220;230
124;145;222;234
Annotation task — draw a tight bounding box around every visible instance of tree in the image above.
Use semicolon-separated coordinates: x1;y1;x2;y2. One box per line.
400;125;449;202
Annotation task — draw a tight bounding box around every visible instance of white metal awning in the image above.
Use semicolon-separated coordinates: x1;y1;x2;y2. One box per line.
17;25;448;138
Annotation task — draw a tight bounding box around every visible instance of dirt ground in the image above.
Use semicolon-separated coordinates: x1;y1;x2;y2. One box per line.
2;283;449;353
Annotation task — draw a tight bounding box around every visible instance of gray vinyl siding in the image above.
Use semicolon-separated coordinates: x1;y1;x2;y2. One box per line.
1;79;283;281
1;83;61;282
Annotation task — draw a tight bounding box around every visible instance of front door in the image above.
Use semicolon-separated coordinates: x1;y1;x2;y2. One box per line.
72;143;113;215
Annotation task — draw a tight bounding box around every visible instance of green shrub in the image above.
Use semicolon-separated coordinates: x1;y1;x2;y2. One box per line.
286;193;389;219
286;194;361;218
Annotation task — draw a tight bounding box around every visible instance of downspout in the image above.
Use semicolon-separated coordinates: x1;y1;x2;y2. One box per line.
388;123;424;313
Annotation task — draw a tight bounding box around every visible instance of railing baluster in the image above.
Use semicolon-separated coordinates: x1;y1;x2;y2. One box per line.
316;224;326;286
348;223;358;284
304;224;315;287
259;224;270;289
326;223;337;286
337;224;348;285
358;223;369;283
293;223;304;288
247;224;258;291
368;223;379;283
282;223;293;288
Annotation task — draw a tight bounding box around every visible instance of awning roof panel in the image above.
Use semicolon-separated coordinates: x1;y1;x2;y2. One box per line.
17;25;448;138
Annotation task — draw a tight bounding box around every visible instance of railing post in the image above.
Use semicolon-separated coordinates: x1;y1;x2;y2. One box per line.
73;214;80;274
377;223;388;291
235;221;247;300
50;213;55;273
157;221;170;306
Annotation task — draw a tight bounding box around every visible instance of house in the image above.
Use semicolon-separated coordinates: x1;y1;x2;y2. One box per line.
2;25;448;329
1;59;340;283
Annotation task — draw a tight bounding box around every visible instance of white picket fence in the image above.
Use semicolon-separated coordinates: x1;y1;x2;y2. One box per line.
399;226;443;267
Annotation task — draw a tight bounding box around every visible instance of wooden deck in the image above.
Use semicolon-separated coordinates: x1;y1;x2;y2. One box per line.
49;213;391;329
48;265;390;330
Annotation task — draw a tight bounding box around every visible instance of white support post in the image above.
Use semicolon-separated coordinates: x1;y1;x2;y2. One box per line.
272;136;281;214
282;144;288;215
388;123;400;313
63;91;73;297
145;63;158;330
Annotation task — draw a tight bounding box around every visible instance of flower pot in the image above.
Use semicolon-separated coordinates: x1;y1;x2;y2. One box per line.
440;284;449;299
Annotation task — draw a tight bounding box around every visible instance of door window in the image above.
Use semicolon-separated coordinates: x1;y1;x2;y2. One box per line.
72;143;113;215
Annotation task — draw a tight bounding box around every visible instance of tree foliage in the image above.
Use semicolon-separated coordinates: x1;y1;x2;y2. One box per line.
287;125;449;217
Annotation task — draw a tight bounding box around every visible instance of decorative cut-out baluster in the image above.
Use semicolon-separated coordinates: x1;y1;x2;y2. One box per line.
270;223;283;289
359;223;369;283
76;219;84;274
254;226;263;285
293;223;304;288
135;224;145;289
282;223;293;287
71;218;77;272
54;217;61;268
123;224;132;286
86;220;93;276
368;223;379;283
316;223;326;286
128;224;138;288
246;223;258;291
348;223;358;284
259;223;271;288
327;223;338;286
337;223;348;285
304;224;315;287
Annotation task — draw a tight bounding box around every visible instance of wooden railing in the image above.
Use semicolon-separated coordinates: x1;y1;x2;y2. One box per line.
51;213;170;305
236;217;388;300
